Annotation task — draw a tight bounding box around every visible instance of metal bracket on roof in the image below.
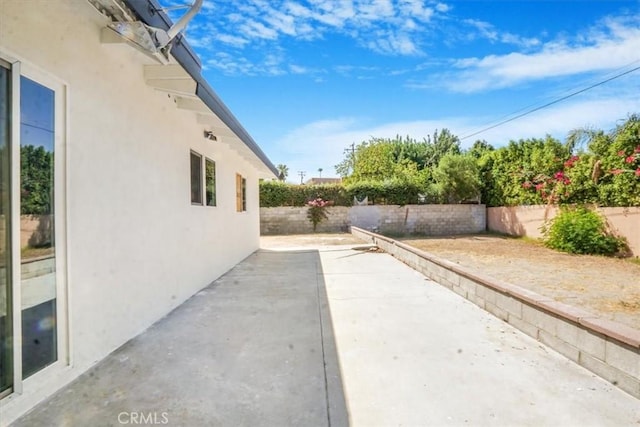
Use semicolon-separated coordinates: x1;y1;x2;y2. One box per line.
88;0;202;65
88;0;137;22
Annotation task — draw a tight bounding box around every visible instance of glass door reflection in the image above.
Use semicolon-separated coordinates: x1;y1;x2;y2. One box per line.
20;76;57;378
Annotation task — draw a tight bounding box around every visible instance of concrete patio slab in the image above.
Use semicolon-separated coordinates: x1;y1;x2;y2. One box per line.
11;248;347;427
9;237;640;426
318;246;640;426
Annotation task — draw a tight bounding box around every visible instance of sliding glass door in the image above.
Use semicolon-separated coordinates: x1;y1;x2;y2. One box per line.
0;60;12;396
0;57;65;399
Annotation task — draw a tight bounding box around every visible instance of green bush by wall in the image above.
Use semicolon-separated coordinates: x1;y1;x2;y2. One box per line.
542;206;626;255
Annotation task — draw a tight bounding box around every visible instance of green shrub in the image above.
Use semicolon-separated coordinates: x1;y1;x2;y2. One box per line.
543;207;625;255
259;181;350;207
344;179;428;205
259;180;431;207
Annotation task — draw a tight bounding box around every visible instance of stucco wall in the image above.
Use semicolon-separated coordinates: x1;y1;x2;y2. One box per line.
1;0;263;422
261;205;487;235
487;206;640;256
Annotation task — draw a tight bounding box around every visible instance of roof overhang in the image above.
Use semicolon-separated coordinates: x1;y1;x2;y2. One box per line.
93;0;278;178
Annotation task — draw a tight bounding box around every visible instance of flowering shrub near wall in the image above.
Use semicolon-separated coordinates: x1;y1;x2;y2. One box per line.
482;115;640;207
306;198;331;232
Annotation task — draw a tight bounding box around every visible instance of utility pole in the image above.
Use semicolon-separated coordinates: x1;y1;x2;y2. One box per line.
343;143;356;174
344;142;355;157
298;171;306;184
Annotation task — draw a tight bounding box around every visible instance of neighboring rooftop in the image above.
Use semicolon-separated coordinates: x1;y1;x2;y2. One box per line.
305;177;343;185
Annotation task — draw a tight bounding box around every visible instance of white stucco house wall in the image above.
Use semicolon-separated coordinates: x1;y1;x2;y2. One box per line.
0;0;277;424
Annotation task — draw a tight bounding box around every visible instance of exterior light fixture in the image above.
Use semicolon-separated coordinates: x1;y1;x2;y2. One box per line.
204;131;217;141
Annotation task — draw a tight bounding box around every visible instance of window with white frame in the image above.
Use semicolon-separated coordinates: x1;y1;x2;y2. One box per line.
190;151;202;205
205;158;216;207
191;152;216;207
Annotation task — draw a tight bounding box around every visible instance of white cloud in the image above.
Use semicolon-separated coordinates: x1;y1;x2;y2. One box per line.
173;0;456;75
435;3;449;13
437;16;640;92
289;64;309;74
357;0;395;21
263;10;298;36
205;53;257;75
286;1;312;18
206;50;286;75
458;96;640;144
367;31;419;55
399;0;434;22
201;0;216;11
216;34;249;48
240;20;280;40
463;19;540;48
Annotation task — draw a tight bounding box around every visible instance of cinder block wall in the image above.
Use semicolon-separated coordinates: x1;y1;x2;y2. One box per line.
260;205;486;235
260;206;350;234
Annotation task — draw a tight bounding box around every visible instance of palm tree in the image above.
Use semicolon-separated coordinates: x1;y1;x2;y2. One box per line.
276;164;289;181
318;167;323;178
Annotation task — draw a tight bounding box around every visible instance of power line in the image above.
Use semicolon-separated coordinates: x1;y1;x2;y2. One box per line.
460;63;640;141
462;59;640;137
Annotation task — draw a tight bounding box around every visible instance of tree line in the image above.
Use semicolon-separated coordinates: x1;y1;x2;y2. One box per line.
266;114;639;207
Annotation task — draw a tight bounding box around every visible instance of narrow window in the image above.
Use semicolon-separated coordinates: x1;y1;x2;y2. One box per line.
205;158;216;207
190;151;202;205
242;177;247;211
235;173;244;212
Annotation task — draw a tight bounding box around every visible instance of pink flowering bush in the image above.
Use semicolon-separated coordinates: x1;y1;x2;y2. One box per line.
306;198;331;231
610;145;640;176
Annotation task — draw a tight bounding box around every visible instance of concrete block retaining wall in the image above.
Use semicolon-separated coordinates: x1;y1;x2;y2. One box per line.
260;206;351;234
351;226;640;399
261;204;486;235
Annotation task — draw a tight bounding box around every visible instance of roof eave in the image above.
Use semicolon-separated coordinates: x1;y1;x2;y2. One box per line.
123;0;279;178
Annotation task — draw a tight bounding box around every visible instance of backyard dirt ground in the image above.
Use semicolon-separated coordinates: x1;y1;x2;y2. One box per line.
261;233;640;331
400;235;640;331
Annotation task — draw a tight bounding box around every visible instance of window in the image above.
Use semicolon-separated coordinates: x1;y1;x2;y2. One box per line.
205;158;216;206
236;173;246;212
191;153;216;207
242;177;247;211
190;151;202;205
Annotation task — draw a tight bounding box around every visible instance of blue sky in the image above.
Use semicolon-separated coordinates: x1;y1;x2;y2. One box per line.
170;0;640;181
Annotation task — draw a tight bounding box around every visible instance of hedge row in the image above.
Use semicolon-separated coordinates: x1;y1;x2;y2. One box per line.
259;180;434;207
260;182;350;207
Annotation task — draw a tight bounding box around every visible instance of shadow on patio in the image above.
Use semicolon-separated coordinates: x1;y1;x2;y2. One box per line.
13;249;348;427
